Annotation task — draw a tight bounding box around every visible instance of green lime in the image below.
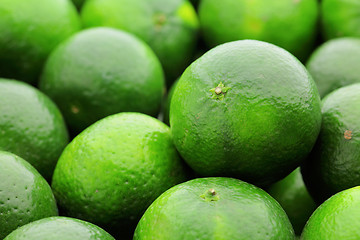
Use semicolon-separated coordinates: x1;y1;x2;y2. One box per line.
0;0;80;85
321;0;360;40
163;78;179;125
199;0;318;61
0;151;58;239
52;112;188;238
301;83;360;203
39;27;165;134
301;186;360;239
81;0;199;84
267;168;317;235
0;79;69;180
4;217;114;240
170;40;322;186
306;37;360;98
134;177;295;239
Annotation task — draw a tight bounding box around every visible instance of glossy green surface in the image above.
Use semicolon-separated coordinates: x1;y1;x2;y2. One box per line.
0;151;58;239
199;0;318;61
4;217;114;240
81;0;199;84
0;79;69;180
52;112;188;238
321;0;360;39
306;37;360;98
301;186;360;239
268;168;317;235
170;40;322;186
40;27;165;134
301;83;360;203
134;177;295;240
0;0;80;84
163;79;179;125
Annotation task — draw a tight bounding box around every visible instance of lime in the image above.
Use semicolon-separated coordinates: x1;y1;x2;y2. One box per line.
51;112;188;237
163;78;179;125
321;0;360;40
0;79;69;180
4;217;114;240
301;186;360;239
134;177;295;239
81;0;199;84
267;168;317;235
301;83;360;203
0;0;80;85
306;37;360;98
170;40;322;186
39;27;165;134
0;151;58;239
199;0;318;61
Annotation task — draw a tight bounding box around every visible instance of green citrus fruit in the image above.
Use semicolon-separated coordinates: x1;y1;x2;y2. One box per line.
0;0;80;85
306;37;360;98
301;186;360;239
52;112;188;238
267;168;317;235
81;0;199;84
321;0;360;40
199;0;318;61
170;40;322;186
134;177;295;240
0;151;58;239
0;79;69;180
163;78;179;125
39;27;165;134
301;83;360;204
3;217;114;240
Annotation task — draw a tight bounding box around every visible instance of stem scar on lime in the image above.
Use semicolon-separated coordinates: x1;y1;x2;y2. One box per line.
344;130;352;140
200;188;220;202
209;82;231;100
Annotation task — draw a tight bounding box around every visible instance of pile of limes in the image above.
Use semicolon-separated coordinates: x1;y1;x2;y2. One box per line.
1;0;360;239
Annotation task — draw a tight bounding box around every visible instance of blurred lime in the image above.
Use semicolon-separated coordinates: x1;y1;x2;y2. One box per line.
40;27;165;134
0;0;80;84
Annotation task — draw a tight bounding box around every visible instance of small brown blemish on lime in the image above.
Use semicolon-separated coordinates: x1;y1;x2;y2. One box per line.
71;105;79;114
154;13;167;30
208;188;216;196
344;130;352;140
214;87;222;95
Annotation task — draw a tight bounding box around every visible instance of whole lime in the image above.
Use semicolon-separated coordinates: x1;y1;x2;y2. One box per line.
306;37;360;98
39;27;165;134
170;40;322;186
301;83;360;203
0;151;58;239
0;79;69;180
134;177;295;239
199;0;318;61
301;186;360;239
0;0;80;84
51;112;188;237
267;168;317;235
81;0;199;84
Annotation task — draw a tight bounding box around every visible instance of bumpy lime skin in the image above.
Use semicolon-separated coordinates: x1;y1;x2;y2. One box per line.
267;168;317;235
306;37;360;98
51;112;188;237
40;27;165;134
0;151;58;239
81;0;199;84
301;186;360;239
199;0;318;61
0;0;81;85
134;177;295;240
0;79;69;180
3;217;114;240
321;0;360;40
301;83;360;204
170;40;322;186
